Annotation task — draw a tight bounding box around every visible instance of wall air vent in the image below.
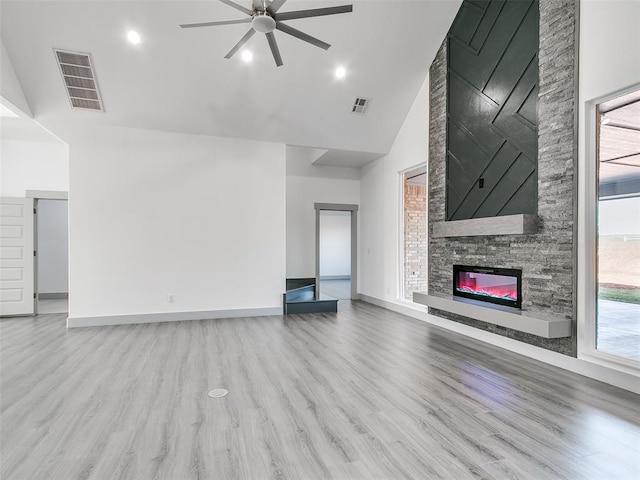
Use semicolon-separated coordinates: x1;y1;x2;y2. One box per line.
351;97;369;114
54;49;104;111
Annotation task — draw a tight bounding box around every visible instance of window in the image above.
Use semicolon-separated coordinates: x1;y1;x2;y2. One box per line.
595;92;640;362
582;85;640;368
401;165;427;300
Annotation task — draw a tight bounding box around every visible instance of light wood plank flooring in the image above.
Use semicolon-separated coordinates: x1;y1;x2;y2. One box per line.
1;301;639;479
319;279;351;300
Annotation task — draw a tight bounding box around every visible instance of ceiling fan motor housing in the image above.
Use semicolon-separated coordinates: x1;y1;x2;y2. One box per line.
252;12;276;33
179;1;354;67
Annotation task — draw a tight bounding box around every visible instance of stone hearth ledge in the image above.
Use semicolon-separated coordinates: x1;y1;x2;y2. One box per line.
413;292;571;339
432;214;538;237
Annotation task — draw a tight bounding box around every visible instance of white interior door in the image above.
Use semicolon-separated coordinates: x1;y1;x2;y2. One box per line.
0;197;34;316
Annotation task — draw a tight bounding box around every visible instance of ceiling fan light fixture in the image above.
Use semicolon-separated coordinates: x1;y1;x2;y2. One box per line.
127;30;141;44
179;2;353;67
252;12;276;33
241;50;253;63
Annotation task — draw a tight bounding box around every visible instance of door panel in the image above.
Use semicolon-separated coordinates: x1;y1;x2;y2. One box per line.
0;197;34;316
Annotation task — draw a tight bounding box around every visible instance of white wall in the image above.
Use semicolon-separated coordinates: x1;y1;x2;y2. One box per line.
360;76;430;301
286;174;360;278
319;211;351;277
286;145;361;279
577;0;640;189
577;1;640;362
56;123;285;320
37;199;68;294
0;39;32;116
0;140;69;196
578;0;640;174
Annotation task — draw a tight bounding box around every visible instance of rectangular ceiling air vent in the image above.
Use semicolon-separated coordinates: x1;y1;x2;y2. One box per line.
54;49;104;111
351;97;370;114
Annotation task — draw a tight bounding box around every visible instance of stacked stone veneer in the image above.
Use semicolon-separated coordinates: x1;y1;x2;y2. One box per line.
404;184;427;299
427;0;578;355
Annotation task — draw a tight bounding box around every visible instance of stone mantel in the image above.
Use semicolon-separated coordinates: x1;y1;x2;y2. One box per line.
432;214;538;238
413;292;572;339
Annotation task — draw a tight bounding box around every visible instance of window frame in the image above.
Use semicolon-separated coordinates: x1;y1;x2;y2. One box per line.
578;83;640;374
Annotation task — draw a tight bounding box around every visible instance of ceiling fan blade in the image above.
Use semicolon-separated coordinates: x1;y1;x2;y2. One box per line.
266;32;283;67
267;0;287;14
224;29;256;58
275;5;352;22
180;18;252;28
276;22;330;50
219;0;254;16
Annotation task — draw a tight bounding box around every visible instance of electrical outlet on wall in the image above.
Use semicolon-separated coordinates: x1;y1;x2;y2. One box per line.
167;294;175;303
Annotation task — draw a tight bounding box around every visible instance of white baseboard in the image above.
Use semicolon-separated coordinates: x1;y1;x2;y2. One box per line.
359;294;640;395
67;306;282;328
39;292;69;300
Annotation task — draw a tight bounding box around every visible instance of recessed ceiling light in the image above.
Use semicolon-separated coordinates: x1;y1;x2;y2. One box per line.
601;116;611;125
241;50;253;63
127;31;141;44
335;66;346;79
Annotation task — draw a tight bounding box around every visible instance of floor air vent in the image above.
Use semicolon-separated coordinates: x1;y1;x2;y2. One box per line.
351;97;369;114
54;49;104;111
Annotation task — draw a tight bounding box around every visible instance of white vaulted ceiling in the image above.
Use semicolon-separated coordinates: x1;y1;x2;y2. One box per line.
0;0;461;161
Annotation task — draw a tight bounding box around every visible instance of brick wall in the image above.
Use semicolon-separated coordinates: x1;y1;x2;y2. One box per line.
404;184;427;299
427;0;578;355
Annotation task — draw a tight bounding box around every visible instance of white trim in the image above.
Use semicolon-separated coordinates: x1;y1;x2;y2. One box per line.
30;193;69;315
359;293;640;394
399;162;428;302
314;203;359;300
578;83;640;376
26;190;68;200
398;169;406;301
578;95;598;360
67;306;282;328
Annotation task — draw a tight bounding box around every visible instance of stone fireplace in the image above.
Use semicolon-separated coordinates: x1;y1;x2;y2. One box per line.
419;0;578;355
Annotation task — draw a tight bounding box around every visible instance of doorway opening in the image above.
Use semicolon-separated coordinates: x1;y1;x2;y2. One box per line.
35;198;69;314
314;203;358;301
401;165;427;300
319;210;351;299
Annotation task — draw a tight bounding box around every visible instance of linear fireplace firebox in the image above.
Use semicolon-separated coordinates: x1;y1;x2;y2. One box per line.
453;265;522;309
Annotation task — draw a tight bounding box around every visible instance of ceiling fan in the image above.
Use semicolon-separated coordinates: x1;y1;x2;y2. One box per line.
180;0;353;67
